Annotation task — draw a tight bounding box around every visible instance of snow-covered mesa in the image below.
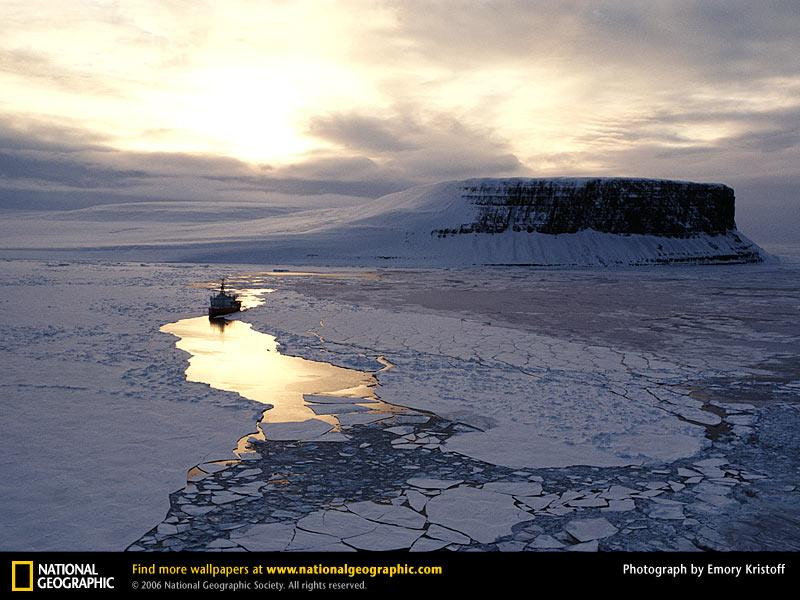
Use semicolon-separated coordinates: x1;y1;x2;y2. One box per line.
0;177;767;266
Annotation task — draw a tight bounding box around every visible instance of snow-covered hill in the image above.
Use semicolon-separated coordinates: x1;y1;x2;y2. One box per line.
309;177;766;266
0;177;768;266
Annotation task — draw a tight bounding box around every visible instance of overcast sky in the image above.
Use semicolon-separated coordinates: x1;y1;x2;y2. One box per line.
1;1;798;241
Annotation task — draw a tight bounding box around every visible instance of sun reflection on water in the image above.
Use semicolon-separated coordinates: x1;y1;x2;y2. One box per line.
161;287;391;456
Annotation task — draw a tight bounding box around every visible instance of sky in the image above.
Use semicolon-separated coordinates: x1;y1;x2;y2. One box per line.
1;0;798;241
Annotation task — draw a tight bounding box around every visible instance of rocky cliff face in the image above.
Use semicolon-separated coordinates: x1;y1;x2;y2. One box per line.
432;178;736;238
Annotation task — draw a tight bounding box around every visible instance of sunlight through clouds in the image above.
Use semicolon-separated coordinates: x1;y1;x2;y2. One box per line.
1;0;798;173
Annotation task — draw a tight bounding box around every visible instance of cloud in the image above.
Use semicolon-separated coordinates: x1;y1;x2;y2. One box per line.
0;48;122;96
0;116;108;154
380;0;800;83
308;114;418;153
0;151;150;189
0;115;408;209
308;108;525;181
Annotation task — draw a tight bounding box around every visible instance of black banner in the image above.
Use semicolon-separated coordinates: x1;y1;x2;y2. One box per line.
1;552;796;594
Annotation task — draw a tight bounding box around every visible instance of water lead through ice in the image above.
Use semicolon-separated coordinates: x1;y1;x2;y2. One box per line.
160;288;392;458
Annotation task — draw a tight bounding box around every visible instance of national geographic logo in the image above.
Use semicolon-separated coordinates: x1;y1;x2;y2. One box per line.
11;561;33;592
10;561;115;592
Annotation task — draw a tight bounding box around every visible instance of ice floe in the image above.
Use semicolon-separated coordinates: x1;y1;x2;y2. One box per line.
425;486;534;544
564;518;619;542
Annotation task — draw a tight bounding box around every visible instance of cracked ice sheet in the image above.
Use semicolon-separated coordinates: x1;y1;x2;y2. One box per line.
296;509;423;550
250;291;709;469
444;423;706;469
425;485;534;544
259;419;333;441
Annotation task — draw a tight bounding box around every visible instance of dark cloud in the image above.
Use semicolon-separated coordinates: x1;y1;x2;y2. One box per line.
380;0;800;83
533;97;800;185
307;108;525;181
0;151;150;189
308;114;418;153
279;155;382;181
0;116;409;209
100;150;257;179
0;116;108;154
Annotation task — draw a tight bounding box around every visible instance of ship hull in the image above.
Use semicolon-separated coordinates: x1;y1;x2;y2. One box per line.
208;304;241;318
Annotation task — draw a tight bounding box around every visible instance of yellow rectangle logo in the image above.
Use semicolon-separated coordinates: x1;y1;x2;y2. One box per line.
11;561;33;592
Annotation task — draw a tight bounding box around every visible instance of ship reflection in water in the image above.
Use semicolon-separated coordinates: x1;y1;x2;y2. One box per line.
161;294;386;455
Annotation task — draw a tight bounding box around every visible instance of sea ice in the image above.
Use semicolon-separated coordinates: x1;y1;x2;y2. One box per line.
259;419;333;441
564;518;618;542
425;486;534;544
345;501;426;529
